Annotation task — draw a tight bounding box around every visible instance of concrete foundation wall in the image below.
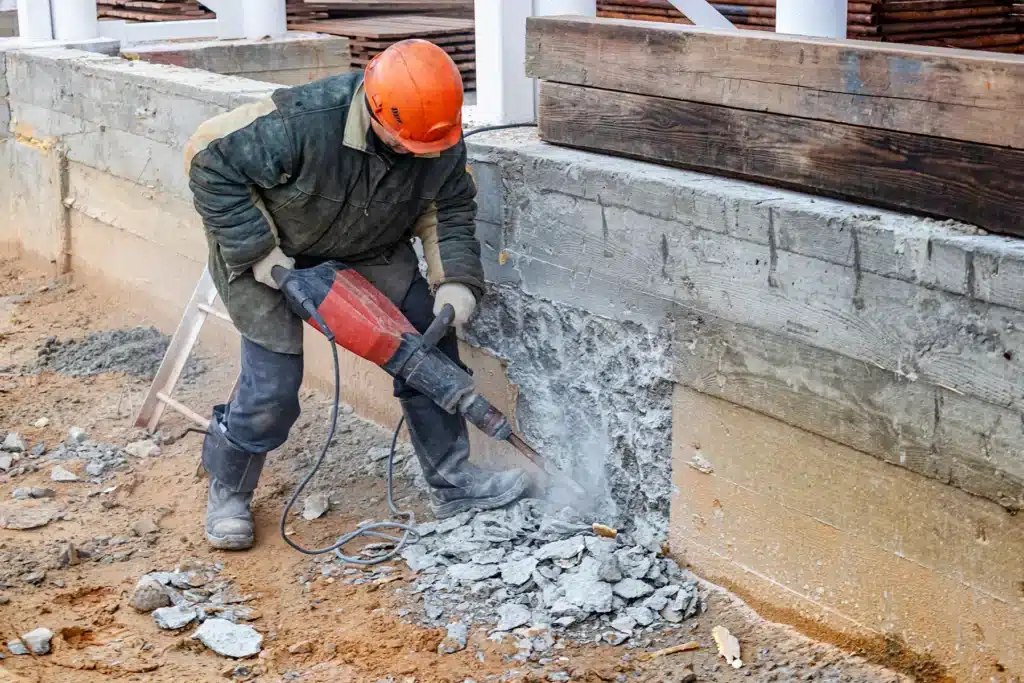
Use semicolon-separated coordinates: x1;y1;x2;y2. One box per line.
122;32;351;86
1;46;1022;681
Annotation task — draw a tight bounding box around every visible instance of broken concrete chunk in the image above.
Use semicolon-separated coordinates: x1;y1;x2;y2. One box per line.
125;439;160;458
2;433;25;453
0;504;59;530
68;427;88;445
642;594;669;612
0;454;14;471
84;461;106;477
472;547;507;565
614;547;653;580
7;639;28;656
500;557;538;586
12;487;55;500
627;605;655;626
50;465;79;482
130;577;171;612
535;535;586;561
448;563;501;584
562;576;613;613
20;628;52;655
400;544;439;573
612;578;654;600
438;621;468;654
30;442;46;457
153;605;197;630
712;625;743;668
495;603;532;631
194;618;263;658
610;614;636;633
602;631;628;646
32;417;49;428
301;492;329;521
435;511;474;535
132;517;160;536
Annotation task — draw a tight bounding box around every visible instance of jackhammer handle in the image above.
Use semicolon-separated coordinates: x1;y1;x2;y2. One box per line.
423;304;456;348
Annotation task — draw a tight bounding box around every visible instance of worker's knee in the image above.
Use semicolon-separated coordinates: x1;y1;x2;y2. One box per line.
226;338;304;452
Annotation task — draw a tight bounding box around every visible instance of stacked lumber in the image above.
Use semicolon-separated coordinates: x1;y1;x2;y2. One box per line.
292;14;475;88
305;0;473;18
596;0;1024;51
97;0;212;22
288;0;332;24
527;16;1024;237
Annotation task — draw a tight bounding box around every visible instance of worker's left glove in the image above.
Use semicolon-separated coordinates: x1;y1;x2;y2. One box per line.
434;282;477;328
252;246;295;290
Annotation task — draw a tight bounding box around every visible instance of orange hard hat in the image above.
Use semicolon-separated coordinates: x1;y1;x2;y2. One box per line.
364;39;464;154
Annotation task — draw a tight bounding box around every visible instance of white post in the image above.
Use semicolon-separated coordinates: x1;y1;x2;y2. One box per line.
776;0;847;38
17;0;53;40
473;0;534;125
533;0;596;15
51;0;97;40
240;0;286;40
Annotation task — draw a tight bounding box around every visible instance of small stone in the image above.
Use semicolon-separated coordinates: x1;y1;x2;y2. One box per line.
21;628;53;655
602;631;628;646
0;454;14;471
85;461;106;477
57;543;80;568
51;465;79;482
612;578;654;600
7;640;28;656
287;640;313;654
500;557;538;586
448;563;501;584
679;667;697;683
438;621;468;654
548;672;570;682
33;418;49;428
68;427;88;445
125;439;161;458
131;577;171;612
194;619;263;658
301;493;329;521
2;433;25;452
23;570;46;585
554;616;576;628
153;605;197;630
535;535;586;561
132;517;160;536
627;605;655;626
611;614;636;633
0;596;9;605
30;443;45;457
495;603;532;631
660;606;683;623
0;504;57;530
597;556;622;583
400;545;439;573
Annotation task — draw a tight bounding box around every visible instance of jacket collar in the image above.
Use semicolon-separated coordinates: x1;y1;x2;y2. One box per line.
343;83;441;158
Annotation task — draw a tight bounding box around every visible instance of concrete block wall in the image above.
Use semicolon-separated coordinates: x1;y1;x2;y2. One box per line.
466;131;1024;681
122;32;351;87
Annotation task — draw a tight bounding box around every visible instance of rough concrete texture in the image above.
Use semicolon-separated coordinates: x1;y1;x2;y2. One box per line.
467;130;1024;511
466;286;674;533
29;327;203;380
122;32;350;86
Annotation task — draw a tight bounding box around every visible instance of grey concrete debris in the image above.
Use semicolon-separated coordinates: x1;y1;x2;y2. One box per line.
125;439;161;458
2;432;25;452
51;465;79;482
301;492;329;521
194;618;263;658
448;563;501;585
495;603;532;631
7;639;28;655
500;557;538;586
610;614;636;633
602;631;628;646
438;621;468;654
0;504;59;530
535;535;586;561
68;427;88;445
20;628;53;655
85;461;106;477
612;578;654;600
29;443;45;457
131;577;171;612
153;605;198;630
31;328;204;381
0;454;14;471
400;545;439;573
627;605;655;627
132;518;159;536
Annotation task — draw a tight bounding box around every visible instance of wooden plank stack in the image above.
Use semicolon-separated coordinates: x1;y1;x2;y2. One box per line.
292;14;475;88
97;0;212;22
596;0;1024;52
304;1;474;18
527;15;1024;237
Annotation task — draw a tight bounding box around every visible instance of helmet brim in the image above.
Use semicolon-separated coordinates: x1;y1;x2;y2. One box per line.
398;120;464;155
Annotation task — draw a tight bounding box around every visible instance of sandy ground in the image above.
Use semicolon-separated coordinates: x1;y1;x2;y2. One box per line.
0;258;924;683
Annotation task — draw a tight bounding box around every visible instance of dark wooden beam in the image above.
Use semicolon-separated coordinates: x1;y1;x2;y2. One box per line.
526;15;1024;149
538;81;1024;237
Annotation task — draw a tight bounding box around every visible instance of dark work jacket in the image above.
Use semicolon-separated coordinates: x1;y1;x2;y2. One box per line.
185;71;482;354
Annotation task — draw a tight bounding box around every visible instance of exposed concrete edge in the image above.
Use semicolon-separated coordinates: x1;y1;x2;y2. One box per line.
466;130;1024;314
0;36;120;55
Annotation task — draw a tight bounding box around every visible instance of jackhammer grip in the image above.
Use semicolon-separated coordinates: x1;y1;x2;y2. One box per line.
422;303;455;348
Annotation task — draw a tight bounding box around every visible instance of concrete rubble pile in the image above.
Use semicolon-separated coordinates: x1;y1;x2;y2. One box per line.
2;427;137;483
398;500;705;652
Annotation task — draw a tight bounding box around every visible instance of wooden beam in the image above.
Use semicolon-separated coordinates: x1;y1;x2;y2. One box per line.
526;15;1024;148
537;80;1024;237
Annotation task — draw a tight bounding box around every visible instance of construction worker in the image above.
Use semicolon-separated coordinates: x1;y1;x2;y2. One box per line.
185;40;528;550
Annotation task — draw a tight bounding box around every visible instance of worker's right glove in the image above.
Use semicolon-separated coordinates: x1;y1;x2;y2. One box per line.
252;246;295;290
434;282;477;328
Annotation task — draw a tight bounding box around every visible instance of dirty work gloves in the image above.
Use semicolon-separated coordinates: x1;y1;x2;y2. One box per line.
252;246;295;290
434;282;476;328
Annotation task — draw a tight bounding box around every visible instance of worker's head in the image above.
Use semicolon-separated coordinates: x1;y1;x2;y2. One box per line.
364;39;464;155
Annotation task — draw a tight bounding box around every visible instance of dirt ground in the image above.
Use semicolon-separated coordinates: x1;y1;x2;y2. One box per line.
0;258;921;683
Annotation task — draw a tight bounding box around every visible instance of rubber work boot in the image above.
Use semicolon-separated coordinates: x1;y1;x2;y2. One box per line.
201;405;267;550
401;395;528;519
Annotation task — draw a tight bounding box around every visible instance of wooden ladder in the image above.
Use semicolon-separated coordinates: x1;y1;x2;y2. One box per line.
135;267;238;432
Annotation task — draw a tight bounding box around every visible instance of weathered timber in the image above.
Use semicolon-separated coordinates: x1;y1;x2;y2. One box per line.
537;80;1024;237
526;16;1024;148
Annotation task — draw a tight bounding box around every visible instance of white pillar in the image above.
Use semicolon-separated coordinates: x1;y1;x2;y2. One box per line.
51;0;97;40
776;0;847;38
533;0;595;16
17;0;53;40
474;0;534;125
241;0;286;40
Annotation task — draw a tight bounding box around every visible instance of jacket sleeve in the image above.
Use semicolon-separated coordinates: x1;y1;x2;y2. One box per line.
414;142;485;296
185;98;295;273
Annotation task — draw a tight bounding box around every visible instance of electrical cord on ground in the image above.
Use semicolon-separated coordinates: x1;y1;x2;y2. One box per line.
279;120;538;565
